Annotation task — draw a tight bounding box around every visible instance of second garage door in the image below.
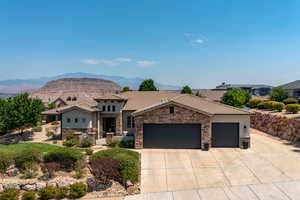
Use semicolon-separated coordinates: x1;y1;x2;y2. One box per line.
212;123;239;147
143;124;201;149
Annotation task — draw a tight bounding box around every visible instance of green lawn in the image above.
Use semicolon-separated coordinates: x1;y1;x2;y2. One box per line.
0;142;83;154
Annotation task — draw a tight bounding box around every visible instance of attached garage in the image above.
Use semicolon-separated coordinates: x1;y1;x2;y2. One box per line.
212;123;239;147
143;124;201;149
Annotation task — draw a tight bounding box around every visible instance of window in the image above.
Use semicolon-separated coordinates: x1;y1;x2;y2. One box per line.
112;105;116;112
127;116;132;128
107;105;111;112
67;118;71;123
74;118;78;123
132;117;135;128
170;106;175;114
72;97;77;101
82;118;86;123
102;105;106;112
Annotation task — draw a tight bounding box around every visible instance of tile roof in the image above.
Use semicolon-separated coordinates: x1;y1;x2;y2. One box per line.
42;101;97;115
94;94;126;101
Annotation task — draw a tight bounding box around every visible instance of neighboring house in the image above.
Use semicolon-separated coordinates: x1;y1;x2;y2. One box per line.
42;91;251;150
214;82;272;96
279;80;300;99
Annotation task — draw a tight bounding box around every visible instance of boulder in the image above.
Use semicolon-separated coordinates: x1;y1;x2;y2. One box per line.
0;184;3;192
36;182;47;190
3;183;20;190
6;168;19;177
22;184;36;191
57;181;73;187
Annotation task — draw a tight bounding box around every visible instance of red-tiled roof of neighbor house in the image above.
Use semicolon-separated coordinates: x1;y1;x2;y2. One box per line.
42;101;97;115
132;93;250;116
94;94;126;101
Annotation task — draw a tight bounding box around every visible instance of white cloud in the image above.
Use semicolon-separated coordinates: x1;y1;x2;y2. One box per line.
193;39;204;44
80;59;99;65
184;32;207;46
115;57;132;63
136;60;157;67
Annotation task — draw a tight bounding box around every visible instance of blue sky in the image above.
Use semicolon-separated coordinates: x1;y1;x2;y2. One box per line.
0;0;300;88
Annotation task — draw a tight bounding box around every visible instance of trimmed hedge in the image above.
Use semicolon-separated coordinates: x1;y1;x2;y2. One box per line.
68;182;87;199
272;102;285;112
38;186;56;200
283;98;298;105
91;148;139;184
263;101;276;110
0;189;20;200
286;104;300;114
247;99;263;108
21;191;36;200
13;149;42;170
43;148;84;171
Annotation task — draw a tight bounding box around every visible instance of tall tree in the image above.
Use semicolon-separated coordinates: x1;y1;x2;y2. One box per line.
270;87;289;102
138;79;158;91
221;89;251;108
181;85;192;94
122;86;131;92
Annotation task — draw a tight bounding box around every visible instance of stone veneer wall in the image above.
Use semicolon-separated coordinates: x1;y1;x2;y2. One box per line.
134;105;211;149
250;110;300;142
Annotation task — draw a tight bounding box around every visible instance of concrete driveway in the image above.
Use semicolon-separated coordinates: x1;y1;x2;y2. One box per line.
135;129;300;199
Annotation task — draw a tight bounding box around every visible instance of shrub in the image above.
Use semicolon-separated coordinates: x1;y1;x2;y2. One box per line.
0;152;13;173
85;148;93;155
286;104;300;114
272;102;285;112
63;139;78;147
91;148;139;184
22;191;36;200
263;101;276;110
221;89;251;108
41;162;60;178
283;98;298;105
0;189;20;200
38;186;56;200
51;121;59;126
54;187;69;200
14;149;42;170
68;182;87;199
43;148;84;171
46;131;54;139
119;140;134;148
79;137;92;148
107;138;120;148
247;99;263;108
32;126;42;132
21;162;39;179
257;102;265;109
90;157;122;184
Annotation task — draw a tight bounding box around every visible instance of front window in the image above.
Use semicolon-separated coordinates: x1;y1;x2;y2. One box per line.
112;105;116;112
127;116;132;128
67;118;71;123
102;105;106;112
107;105;111;112
74;118;78;123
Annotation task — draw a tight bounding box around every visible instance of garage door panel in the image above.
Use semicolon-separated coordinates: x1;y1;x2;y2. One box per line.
143;124;201;149
212;123;239;147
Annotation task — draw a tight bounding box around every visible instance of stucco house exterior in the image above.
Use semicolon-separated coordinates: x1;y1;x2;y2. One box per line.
42;91;251;150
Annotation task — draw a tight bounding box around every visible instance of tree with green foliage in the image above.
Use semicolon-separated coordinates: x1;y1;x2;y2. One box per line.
181;85;192;94
138;79;158;91
122;86;131;92
270;87;289;102
46;102;56;110
221;89;251;108
0;93;44;134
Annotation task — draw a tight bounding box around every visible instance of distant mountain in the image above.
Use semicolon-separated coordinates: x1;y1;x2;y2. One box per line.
0;93;17;99
0;72;180;93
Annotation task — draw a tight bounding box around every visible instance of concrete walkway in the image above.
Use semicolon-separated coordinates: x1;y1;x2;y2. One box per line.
125;180;300;200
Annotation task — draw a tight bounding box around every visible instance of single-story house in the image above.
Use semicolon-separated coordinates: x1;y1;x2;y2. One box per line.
214;82;272;96
42;91;251;150
279;80;300;99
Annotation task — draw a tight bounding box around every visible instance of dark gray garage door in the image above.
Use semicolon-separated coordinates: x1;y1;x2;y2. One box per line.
143;124;201;149
212;123;239;147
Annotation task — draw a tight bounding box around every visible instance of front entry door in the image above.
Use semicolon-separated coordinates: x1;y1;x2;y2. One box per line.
103;117;116;136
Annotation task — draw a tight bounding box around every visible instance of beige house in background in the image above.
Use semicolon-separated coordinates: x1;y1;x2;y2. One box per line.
43;91;251;149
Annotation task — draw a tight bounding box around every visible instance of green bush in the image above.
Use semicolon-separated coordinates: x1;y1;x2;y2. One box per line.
21;162;39;179
283;98;298;105
286;104;300;114
38;186;56;200
54;187;69;200
107;138;120;148
51;121;59;126
257;102;265;109
247;99;263;108
79;137;92;148
46;131;54;138
32;126;42;132
63;139;78;147
85;149;93;155
22;191;36;200
0;189;20;200
272;102;285;112
119;140;134;148
263;101;276;110
270;87;289;102
221;89;251;108
43;148;84;170
91;148;139;184
68;182;87;199
14;149;42;170
0;152;13;173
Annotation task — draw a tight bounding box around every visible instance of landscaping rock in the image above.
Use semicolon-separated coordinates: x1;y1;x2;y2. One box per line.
47;182;57;187
6;168;19;177
0;184;3;192
36;182;47;190
3;183;20;190
22;184;36;191
57;180;73;187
